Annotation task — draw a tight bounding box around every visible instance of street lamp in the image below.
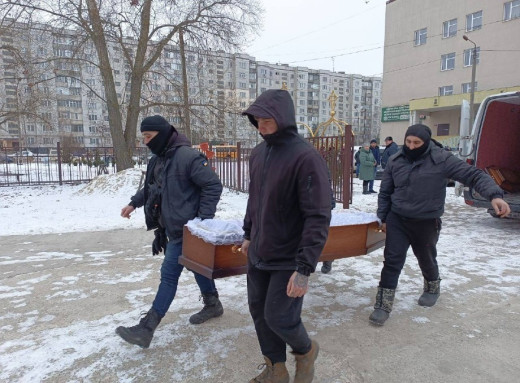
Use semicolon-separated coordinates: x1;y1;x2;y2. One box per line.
463;35;477;128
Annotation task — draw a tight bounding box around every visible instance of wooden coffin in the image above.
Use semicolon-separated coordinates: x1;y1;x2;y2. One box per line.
180;221;386;280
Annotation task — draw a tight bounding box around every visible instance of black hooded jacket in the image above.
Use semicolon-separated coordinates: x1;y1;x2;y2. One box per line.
130;128;223;241
243;90;332;276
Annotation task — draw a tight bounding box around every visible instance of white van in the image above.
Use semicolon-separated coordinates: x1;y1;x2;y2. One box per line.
457;91;520;218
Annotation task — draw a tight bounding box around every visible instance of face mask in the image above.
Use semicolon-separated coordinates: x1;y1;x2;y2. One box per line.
402;140;429;161
146;127;172;155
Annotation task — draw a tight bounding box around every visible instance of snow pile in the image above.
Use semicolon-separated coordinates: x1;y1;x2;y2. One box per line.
76;168;143;196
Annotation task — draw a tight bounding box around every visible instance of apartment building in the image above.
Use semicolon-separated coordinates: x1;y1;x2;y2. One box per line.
0;22;381;151
381;0;520;144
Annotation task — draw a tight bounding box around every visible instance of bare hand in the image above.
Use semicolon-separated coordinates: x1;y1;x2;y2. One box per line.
491;198;511;218
121;205;135;219
286;271;309;298
380;223;387;233
241;239;250;256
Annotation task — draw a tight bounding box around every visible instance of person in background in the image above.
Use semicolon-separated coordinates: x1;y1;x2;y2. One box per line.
242;89;332;383
116;115;224;348
358;142;376;195
369;124;511;326
368;139;380;193
381;136;398;170
354;147;361;177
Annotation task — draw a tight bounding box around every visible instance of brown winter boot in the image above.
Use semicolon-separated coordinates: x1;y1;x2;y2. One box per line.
249;356;289;383
293;339;320;383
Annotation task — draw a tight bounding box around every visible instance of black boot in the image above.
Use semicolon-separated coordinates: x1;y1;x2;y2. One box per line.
116;308;162;348
369;286;395;326
189;292;224;324
362;183;370;195
418;278;441;307
321;261;333;274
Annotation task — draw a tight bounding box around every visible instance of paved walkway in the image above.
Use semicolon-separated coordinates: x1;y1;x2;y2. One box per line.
1;209;520;382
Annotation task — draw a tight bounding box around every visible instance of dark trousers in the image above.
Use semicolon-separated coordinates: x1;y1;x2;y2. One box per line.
369;167;377;191
247;266;311;363
379;211;441;289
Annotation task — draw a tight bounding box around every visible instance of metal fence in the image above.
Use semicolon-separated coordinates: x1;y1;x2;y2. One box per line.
0;146;148;187
207;130;354;208
1;130;354;208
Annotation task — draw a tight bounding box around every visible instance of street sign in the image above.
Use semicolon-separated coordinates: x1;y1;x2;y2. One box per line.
381;105;409;122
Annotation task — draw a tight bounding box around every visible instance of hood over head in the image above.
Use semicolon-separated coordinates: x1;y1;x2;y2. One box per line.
242;89;297;137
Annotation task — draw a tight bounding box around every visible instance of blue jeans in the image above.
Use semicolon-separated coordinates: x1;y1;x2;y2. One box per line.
152;241;217;317
369;167;377;191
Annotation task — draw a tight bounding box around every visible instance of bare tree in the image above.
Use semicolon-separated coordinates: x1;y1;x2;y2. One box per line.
1;0;262;170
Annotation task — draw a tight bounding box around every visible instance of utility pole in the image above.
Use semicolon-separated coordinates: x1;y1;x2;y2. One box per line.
463;35;477;129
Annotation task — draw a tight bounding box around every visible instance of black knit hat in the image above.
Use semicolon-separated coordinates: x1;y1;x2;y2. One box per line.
140;115;173;155
405;124;432;142
140;115;171;133
370;139;377;144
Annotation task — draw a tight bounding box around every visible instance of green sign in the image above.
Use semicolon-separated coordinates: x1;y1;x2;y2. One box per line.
381;105;410;122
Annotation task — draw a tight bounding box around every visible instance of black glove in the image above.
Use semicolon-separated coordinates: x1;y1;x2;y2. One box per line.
152;227;168;255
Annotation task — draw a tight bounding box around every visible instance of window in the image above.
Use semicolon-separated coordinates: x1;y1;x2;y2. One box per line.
441;53;455;71
437;124;450;136
466;11;482;31
71;124;84;133
414;28;427;46
443;19;457;38
463;47;480;66
504;0;520;21
439;86;453;96
462;82;478;93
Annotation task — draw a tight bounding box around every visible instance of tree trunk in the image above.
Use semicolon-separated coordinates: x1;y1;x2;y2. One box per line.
179;28;192;142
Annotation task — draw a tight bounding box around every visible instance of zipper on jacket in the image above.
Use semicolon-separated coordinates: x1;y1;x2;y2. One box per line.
253;145;273;260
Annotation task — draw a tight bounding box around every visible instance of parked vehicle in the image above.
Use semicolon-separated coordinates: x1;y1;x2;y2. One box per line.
457;91;520;219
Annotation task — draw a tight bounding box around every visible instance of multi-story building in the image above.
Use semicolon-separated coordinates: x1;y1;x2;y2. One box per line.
0;22;382;151
381;0;520;144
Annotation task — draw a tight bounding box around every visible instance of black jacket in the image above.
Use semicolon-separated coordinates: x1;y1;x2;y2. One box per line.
377;142;503;222
381;141;398;169
130;129;223;240
243;90;331;276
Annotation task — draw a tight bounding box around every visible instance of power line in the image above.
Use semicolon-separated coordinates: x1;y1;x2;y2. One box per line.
271;17;514;76
250;2;382;54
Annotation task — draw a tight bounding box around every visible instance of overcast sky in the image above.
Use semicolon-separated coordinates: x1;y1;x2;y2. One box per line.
244;0;387;77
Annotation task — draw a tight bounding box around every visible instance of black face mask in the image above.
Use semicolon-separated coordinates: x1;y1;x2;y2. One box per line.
146;127;172;155
402;140;429;161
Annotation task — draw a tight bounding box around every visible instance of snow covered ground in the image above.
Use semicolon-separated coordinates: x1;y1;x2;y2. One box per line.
1;170;519;382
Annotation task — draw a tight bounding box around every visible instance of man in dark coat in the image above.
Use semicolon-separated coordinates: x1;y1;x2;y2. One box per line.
369;124;510;326
381;136;398;169
368;139;381;193
241;89;332;383
116;115;223;348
